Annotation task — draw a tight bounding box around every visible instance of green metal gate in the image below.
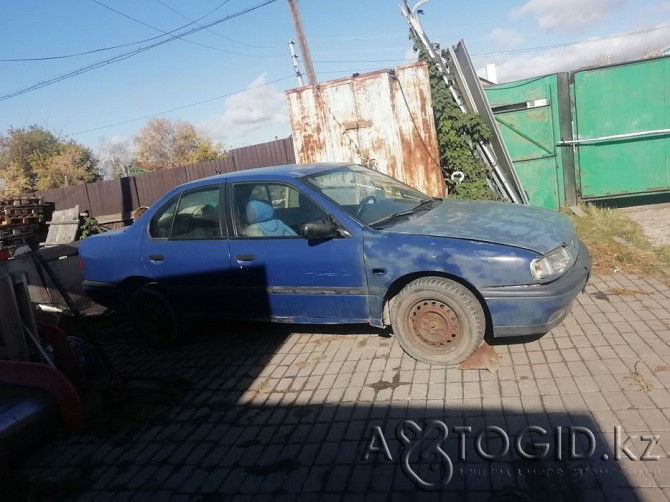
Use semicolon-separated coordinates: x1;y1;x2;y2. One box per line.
485;75;566;209
486;55;670;207
571;57;670;199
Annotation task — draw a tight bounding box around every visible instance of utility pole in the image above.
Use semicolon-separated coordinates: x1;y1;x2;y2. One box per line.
288;39;304;87
287;0;317;85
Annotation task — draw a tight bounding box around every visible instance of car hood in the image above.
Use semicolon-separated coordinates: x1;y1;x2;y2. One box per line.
389;200;576;254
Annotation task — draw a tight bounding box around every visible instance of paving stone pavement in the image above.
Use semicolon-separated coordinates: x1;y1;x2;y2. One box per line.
4;273;670;501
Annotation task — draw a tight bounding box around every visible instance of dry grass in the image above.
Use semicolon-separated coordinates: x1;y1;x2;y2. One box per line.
566;204;670;276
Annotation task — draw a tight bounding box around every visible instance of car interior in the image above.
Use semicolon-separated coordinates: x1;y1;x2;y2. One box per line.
232;183;328;238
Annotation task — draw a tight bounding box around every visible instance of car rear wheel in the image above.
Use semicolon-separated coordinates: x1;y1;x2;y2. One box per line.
390;277;485;366
129;286;179;348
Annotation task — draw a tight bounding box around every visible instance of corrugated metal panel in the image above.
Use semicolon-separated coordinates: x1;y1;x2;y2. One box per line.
36;185;91;213
134;167;189;207
283;137;297;163
185;156;236;181
450;42;527;204
286;62;444;197
231;139;294;171
86;177;140;216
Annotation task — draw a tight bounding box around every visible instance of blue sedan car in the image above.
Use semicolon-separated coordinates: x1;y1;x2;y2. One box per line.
80;163;590;365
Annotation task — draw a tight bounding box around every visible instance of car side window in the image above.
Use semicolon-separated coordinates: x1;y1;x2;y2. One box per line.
232;182;328;238
149;196;178;239
170;187;222;240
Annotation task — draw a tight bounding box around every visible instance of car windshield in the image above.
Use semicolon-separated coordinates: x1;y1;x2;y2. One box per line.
302;164;436;227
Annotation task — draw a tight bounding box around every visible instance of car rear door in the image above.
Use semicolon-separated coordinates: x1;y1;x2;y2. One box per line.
225;180;370;323
140;183;232;315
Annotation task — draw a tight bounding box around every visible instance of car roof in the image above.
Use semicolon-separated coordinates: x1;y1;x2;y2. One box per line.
184;162;354;189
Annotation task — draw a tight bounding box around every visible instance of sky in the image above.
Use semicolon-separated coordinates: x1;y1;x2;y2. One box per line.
1;0;669;157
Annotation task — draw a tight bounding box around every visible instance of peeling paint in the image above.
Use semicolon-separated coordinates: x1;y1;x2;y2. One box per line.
286;62;444;198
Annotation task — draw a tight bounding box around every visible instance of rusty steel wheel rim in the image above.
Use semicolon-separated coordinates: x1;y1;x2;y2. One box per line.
408;299;462;352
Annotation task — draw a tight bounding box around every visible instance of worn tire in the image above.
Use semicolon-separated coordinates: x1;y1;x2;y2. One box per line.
390;277;485;366
129;286;179;348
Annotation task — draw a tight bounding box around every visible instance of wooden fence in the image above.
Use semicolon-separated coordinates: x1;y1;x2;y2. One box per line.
22;137;295;223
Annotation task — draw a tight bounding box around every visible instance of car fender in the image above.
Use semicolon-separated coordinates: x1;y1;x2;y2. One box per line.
363;230;538;323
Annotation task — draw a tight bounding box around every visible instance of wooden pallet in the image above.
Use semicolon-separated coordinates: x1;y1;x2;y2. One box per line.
1;206;45;217
0;196;44;206
2;217;23;226
0;198;48;248
0;216;41;226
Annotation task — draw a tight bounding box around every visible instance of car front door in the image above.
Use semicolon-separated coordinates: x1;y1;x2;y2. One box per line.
140;183;232;315
226;180;369;323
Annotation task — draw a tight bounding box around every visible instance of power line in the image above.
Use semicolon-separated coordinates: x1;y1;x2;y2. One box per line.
90;0;185;34
66;75;295;137
154;0;284;50
0;34;170;62
307;23;670;64
314;58;407;63
472;23;670;58
0;0;280;103
0;0;229;62
90;0;270;57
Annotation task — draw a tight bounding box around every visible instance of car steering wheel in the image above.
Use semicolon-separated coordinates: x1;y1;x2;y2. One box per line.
356;195;377;217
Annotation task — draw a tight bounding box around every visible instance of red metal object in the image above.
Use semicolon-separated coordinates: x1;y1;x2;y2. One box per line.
0;361;82;429
38;325;83;389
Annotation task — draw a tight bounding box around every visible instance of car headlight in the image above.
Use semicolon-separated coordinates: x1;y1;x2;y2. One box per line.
530;245;574;280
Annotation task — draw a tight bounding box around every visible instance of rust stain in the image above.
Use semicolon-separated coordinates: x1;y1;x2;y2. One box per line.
286;62;444;197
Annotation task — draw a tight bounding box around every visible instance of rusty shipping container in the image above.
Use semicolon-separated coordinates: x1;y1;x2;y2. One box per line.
286;61;445;198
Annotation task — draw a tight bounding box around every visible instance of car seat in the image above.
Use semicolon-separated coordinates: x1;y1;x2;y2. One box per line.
245;200;297;237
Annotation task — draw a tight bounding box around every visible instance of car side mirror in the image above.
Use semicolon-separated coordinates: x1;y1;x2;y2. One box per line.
300;218;339;240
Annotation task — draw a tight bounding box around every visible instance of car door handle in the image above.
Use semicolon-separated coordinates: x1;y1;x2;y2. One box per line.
148;254;164;262
236;254;255;262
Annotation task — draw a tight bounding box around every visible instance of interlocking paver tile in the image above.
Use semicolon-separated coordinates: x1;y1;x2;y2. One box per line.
4;273;670;500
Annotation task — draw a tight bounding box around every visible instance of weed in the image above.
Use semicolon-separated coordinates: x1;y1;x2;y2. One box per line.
566;204;670;276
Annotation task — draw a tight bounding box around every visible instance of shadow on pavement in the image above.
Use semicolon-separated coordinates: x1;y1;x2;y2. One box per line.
1;321;652;501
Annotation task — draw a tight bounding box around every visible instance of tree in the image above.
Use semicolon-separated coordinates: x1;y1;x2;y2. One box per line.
99;137;135;179
31;142;100;190
133;118;226;171
0;125;59;195
0;125;100;195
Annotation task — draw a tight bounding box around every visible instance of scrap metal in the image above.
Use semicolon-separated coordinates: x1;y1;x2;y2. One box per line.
400;0;528;204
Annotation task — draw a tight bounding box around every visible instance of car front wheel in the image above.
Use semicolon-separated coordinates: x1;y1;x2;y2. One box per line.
129;286;179;348
390;277;485;366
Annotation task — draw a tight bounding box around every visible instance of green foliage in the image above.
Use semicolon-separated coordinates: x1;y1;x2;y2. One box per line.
412;35;503;201
134;118;226;171
31;142;100;190
0;125;100;195
80;216;102;238
0;126;59;195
